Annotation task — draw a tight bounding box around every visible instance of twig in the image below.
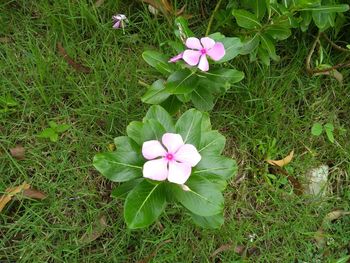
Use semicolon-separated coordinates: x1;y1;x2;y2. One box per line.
306;32;320;75
320;32;350;53
311;61;350;74
205;0;223;36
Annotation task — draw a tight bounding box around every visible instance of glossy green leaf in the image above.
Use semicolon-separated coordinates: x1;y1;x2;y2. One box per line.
126;121;144;145
144;105;175;132
175;108;202;146
324;123;335;143
114;136;141;153
171;176;224;216
312;10;329;30
201;113;212;132
141;119;166;142
202;69;245;87
232;9;262;29
240;35;260;55
194;155;237;180
199;131;226;156
160;95;182;115
301;4;349;12
260;34;279;61
218;37;243;62
142;79;170;105
250;0;267;19
191;212;224;229
142;51;173;75
300;11;312;32
124;180;166;229
165;70;198;94
266;24;291;40
111;178;144;199
191;86;214;111
93;149;143;182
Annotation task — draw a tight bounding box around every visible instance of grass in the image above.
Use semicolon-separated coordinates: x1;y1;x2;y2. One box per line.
1;0;350;262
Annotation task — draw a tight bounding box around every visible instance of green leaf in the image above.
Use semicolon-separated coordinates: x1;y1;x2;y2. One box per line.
55;124;70;133
160;95;182;115
199;131;226;156
174;16;194;39
258;46;270;66
111;178;144;199
300;11;312;32
50;133;59;142
218;37;243;62
260;34;279;61
265;24;291;40
312;10;329;30
202;69;245;87
175;108;202;147
165;70;198;94
324;123;335;143
239;35;260;55
191;212;224;229
144;105;175;132
142;80;170;105
250;0;267;19
301;4;349;12
311;122;323;136
48;121;58;129
126;121;144;145
201;113;212;132
124;180;166;229
93;137;143;182
37;128;57;139
191;86;214;111
142;51;173;75
232;9;262;29
142;119;166;142
171;176;224;216
194;155;237;180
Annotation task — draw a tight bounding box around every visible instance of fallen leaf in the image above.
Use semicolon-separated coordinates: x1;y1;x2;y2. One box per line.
10;145;25;160
0;37;12;43
23;189;47;200
0;182;30;212
315;210;350;247
57;42;91;74
136;239;172;263
267;150;294;167
80;215;108;244
211;243;233;257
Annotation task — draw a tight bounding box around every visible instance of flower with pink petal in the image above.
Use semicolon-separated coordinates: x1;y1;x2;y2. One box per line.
169;37;225;72
112;14;128;30
142;133;201;185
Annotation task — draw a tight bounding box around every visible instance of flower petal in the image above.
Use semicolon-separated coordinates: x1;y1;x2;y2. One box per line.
167;161;192;184
162;133;184;153
207;42;225;61
168;52;183;63
174;144;201;167
183;50;201;66
200;37;215;49
142;140;166;160
185;37;202;50
198;55;209;71
113;21;121;29
143;159;168;181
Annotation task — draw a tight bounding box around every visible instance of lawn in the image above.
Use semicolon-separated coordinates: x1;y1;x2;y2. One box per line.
1;0;350;262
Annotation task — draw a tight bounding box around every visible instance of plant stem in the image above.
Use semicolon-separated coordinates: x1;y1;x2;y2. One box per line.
205;0;223;36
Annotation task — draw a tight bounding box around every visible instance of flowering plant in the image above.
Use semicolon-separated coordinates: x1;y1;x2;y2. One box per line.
93;105;237;229
141;18;244;113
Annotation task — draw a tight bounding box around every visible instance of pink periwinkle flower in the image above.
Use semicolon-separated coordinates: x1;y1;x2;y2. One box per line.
112;14;128;29
169;37;225;72
142;133;201;185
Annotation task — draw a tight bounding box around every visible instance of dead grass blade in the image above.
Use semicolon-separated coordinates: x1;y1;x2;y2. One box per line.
57;42;91;74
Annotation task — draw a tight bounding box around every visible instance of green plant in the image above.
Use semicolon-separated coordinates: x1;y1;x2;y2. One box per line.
311;122;335;143
37;121;70;142
93;105;237;229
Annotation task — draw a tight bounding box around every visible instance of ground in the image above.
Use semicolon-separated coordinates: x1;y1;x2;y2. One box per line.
1;1;350;262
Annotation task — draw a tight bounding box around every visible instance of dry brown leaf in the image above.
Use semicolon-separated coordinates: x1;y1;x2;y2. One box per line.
267;150;294;167
315;210;350;247
57;42;91;74
10;145;25;160
0;182;30;212
211;243;233;257
136;239;172;263
80;215;108;244
23;189;47;200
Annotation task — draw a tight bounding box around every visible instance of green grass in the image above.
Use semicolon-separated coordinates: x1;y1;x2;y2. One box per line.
1;0;350;262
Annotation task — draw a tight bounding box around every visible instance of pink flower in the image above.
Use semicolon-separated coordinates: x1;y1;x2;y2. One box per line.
182;37;225;71
112;14;128;29
142;133;201;185
168;52;183;63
